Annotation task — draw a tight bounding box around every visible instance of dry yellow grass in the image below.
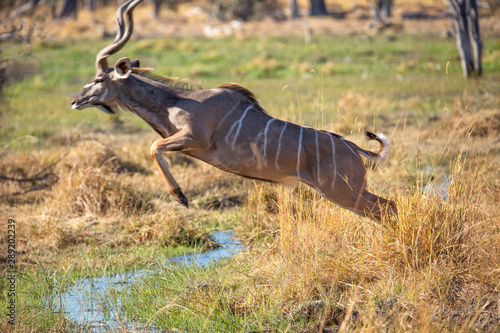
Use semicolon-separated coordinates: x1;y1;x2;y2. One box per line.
230;115;500;330
1;112;499;331
196;98;495;327
0;132;226;263
3;101;498;330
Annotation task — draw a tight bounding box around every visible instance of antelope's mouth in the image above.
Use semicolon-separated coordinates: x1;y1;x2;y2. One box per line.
71;100;115;114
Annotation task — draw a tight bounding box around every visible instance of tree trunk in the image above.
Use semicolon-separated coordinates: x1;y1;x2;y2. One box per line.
85;0;97;12
0;65;6;102
85;0;97;22
370;0;393;26
447;0;482;77
59;0;78;19
310;0;327;16
153;0;162;19
289;0;299;19
467;0;482;75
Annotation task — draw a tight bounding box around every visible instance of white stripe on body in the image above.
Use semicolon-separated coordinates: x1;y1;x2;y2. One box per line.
275;122;288;170
315;130;321;184
340;137;361;159
358;151;372;159
225;105;253;148
297;127;304;178
329;134;337;192
215;101;241;132
262;118;276;167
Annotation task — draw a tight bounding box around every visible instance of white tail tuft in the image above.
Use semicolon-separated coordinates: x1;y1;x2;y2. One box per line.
377;133;390;161
364;131;390;162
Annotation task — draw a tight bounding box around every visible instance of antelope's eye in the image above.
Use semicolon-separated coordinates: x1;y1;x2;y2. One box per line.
95;77;104;83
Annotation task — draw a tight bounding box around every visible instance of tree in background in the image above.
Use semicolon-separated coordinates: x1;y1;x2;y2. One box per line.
447;0;482;77
369;0;393;27
59;0;77;19
205;0;283;21
310;0;327;16
0;21;33;108
84;0;97;11
152;0;179;19
289;0;299;19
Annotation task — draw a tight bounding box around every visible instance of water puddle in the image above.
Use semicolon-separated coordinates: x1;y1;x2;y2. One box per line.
169;230;245;266
46;230;245;332
423;180;450;200
422;168;450;200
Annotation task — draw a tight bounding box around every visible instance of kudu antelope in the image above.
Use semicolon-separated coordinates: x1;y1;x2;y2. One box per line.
71;0;397;221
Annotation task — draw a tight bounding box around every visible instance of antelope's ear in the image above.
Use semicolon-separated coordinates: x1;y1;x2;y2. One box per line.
115;57;133;79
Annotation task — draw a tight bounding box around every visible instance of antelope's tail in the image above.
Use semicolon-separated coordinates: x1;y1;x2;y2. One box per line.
358;131;390;162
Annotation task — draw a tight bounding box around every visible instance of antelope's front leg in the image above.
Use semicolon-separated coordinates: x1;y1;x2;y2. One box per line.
149;130;199;208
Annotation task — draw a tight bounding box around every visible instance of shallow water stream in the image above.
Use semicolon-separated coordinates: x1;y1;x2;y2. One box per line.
46;230;245;331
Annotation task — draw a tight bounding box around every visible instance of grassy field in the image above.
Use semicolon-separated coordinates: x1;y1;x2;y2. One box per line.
1;25;500;332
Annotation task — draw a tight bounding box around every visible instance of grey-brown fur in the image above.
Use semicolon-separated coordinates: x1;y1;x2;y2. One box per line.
71;0;397;220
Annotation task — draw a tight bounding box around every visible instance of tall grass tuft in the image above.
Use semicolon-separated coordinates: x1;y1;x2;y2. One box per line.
236;128;500;331
50;162;151;218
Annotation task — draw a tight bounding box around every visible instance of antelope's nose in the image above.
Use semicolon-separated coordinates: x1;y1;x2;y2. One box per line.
71;99;78;109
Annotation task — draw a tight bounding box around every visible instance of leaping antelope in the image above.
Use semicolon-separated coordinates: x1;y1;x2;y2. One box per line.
71;0;397;221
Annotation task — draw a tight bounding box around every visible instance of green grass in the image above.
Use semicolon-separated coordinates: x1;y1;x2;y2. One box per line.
2;34;500;146
121;261;297;332
11;243;201;331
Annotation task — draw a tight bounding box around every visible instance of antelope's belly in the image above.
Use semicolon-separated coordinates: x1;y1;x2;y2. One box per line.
187;147;297;184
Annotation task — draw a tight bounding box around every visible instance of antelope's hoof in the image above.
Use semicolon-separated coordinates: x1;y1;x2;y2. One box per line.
173;188;189;208
178;195;189;209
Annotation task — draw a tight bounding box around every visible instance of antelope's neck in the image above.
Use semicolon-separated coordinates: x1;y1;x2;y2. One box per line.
118;75;181;137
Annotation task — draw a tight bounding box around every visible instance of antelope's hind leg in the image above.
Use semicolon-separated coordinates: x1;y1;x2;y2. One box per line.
322;186;397;221
150;130;202;208
355;190;397;221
